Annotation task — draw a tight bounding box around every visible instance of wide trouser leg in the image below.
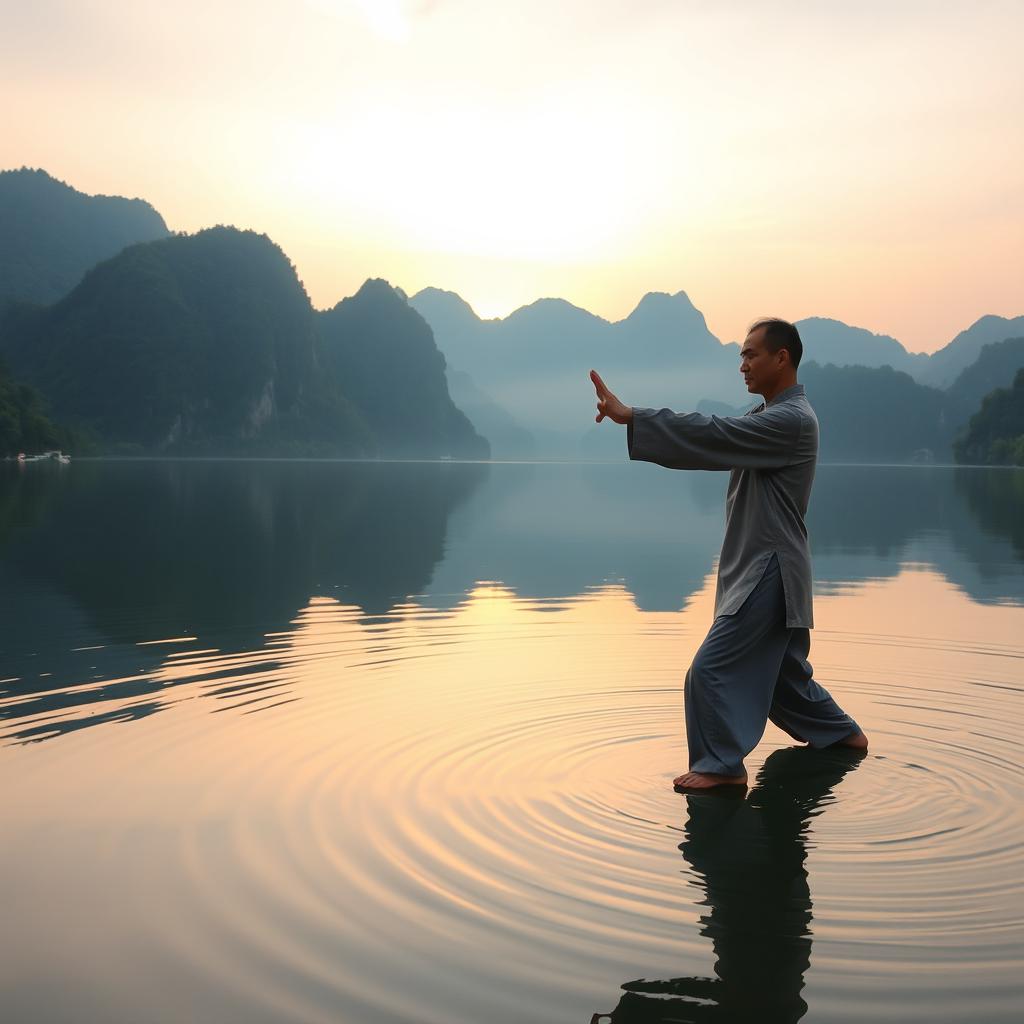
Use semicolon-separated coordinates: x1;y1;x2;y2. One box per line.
685;555;859;775
768;628;861;747
685;557;792;775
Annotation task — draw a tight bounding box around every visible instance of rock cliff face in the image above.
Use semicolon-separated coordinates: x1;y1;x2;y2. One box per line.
0;228;482;457
318;280;489;459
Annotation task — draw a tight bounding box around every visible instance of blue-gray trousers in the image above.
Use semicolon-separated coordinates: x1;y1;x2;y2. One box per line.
686;553;860;775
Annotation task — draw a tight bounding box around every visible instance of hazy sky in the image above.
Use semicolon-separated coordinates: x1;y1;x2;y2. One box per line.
3;0;1022;351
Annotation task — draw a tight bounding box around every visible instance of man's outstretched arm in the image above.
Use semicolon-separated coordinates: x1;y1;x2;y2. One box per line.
628;406;803;471
590;369;803;472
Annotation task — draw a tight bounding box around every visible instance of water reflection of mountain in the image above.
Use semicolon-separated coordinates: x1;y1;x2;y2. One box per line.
4;462;1023;651
420;462;729;612
2;461;1021;743
954;468;1024;561
809;466;1024;604
2;460;487;634
7;465;1019;647
420;463;1024;610
0;460;487;741
593;746;864;1023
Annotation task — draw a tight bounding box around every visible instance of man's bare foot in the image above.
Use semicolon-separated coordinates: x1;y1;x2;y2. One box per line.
833;729;868;750
673;770;748;791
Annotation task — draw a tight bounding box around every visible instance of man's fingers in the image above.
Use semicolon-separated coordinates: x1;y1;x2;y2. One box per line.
592;370;623;425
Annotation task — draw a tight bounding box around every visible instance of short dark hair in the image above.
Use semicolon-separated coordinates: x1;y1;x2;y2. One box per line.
748;317;803;370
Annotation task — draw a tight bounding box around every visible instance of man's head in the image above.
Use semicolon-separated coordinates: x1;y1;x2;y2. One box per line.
740;318;802;401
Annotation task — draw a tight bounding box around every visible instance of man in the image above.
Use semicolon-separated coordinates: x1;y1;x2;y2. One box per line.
589;318;868;792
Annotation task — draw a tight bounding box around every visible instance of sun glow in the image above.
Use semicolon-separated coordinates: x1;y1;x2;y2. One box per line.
306;0;415;43
279;83;673;266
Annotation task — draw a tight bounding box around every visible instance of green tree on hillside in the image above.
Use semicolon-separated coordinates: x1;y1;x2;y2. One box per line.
953;369;1024;465
0;361;74;455
0;227;484;457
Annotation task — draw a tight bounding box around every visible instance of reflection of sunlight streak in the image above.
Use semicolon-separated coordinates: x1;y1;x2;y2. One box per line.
8;561;1021;749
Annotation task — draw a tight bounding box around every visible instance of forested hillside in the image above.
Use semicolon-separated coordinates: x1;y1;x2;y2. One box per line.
0;361;75;456
954;370;1024;465
0;228;484;457
800;363;950;461
317;280;489;459
0;168;169;309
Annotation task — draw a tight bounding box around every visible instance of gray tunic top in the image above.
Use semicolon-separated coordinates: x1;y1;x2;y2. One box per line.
626;383;818;628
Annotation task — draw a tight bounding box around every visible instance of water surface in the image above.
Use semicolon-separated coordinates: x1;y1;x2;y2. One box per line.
1;461;1022;1022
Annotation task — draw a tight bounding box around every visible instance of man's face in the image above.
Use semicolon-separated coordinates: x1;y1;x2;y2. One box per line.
739;327;783;396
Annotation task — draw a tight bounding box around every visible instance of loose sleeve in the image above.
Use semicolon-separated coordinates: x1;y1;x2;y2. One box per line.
627;405;802;471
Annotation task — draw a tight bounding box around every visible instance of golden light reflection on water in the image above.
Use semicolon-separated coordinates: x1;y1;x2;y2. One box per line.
1;555;1022;1023
3;565;1021;809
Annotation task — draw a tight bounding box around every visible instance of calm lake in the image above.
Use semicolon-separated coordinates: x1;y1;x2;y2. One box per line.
2;459;1022;1023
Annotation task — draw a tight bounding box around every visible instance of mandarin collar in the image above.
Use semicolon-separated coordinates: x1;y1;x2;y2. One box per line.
765;383;805;408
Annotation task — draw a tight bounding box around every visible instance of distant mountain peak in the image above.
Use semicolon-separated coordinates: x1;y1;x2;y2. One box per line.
792;317;924;378
409;287;484;327
917;313;1024;388
1;165;168;218
796;315;907;345
354;277;402;301
800;315;861;329
506;296;606;326
631;289;698;313
0;166;171;308
2;166;69;188
321;277;411;318
620;289;710;336
946;313;1024;349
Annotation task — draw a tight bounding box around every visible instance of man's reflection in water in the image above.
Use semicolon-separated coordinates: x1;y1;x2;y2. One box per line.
593;746;865;1023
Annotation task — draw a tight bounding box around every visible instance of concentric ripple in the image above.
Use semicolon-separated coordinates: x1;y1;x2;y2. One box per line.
2;576;1023;1023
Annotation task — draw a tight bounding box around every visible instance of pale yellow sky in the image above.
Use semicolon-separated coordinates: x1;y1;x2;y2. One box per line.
3;0;1022;352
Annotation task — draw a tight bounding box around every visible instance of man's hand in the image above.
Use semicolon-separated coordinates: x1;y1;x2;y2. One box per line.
590;369;633;425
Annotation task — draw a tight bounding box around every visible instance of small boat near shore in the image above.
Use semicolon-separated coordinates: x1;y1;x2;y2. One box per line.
13;450;71;464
